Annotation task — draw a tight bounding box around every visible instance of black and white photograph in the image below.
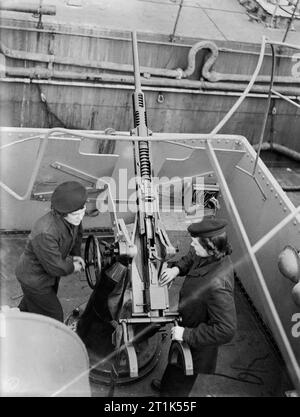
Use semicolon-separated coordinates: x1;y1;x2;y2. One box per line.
0;0;300;402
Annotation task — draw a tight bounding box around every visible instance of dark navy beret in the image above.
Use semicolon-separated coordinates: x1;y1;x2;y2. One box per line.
187;218;228;238
51;181;87;214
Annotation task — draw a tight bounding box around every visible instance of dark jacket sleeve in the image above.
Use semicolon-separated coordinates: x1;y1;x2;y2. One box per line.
169;247;195;276
183;280;237;348
70;223;83;257
31;233;75;277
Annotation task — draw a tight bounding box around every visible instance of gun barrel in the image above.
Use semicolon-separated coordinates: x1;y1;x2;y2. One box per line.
131;31;142;93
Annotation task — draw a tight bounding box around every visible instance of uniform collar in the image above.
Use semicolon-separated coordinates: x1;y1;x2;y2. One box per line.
62;216;78;233
52;210;77;233
198;255;227;277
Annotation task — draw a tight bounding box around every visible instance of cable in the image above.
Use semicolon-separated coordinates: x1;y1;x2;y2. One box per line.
252;43;276;175
212;353;270;386
209;36;267;135
253;142;300;162
36;83;76;129
212;371;264;385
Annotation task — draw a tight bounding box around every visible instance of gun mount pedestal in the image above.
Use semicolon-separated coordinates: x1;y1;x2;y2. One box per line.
66;219;192;384
65;300;167;385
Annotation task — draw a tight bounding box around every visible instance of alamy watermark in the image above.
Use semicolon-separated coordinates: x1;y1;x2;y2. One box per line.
291;53;300;79
291;313;300;338
93;169;207;215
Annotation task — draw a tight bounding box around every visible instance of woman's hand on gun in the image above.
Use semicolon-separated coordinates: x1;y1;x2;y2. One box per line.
159;267;179;287
73;256;85;272
171;325;184;341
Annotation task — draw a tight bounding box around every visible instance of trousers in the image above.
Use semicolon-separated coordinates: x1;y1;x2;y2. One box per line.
18;278;63;322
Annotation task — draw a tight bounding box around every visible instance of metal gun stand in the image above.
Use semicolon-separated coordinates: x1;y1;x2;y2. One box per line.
84;31;193;381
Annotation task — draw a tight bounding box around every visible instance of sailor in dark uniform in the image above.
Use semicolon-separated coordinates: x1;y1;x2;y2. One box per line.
152;217;237;396
15;181;87;322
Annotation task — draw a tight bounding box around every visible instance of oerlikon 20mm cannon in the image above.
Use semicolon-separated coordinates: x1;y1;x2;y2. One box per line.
76;32;194;383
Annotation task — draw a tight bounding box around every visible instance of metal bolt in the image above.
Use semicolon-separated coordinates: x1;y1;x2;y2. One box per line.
157;93;164;103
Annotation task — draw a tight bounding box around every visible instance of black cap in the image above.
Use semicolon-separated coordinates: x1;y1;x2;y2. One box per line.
51;181;87;214
187;218;227;238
